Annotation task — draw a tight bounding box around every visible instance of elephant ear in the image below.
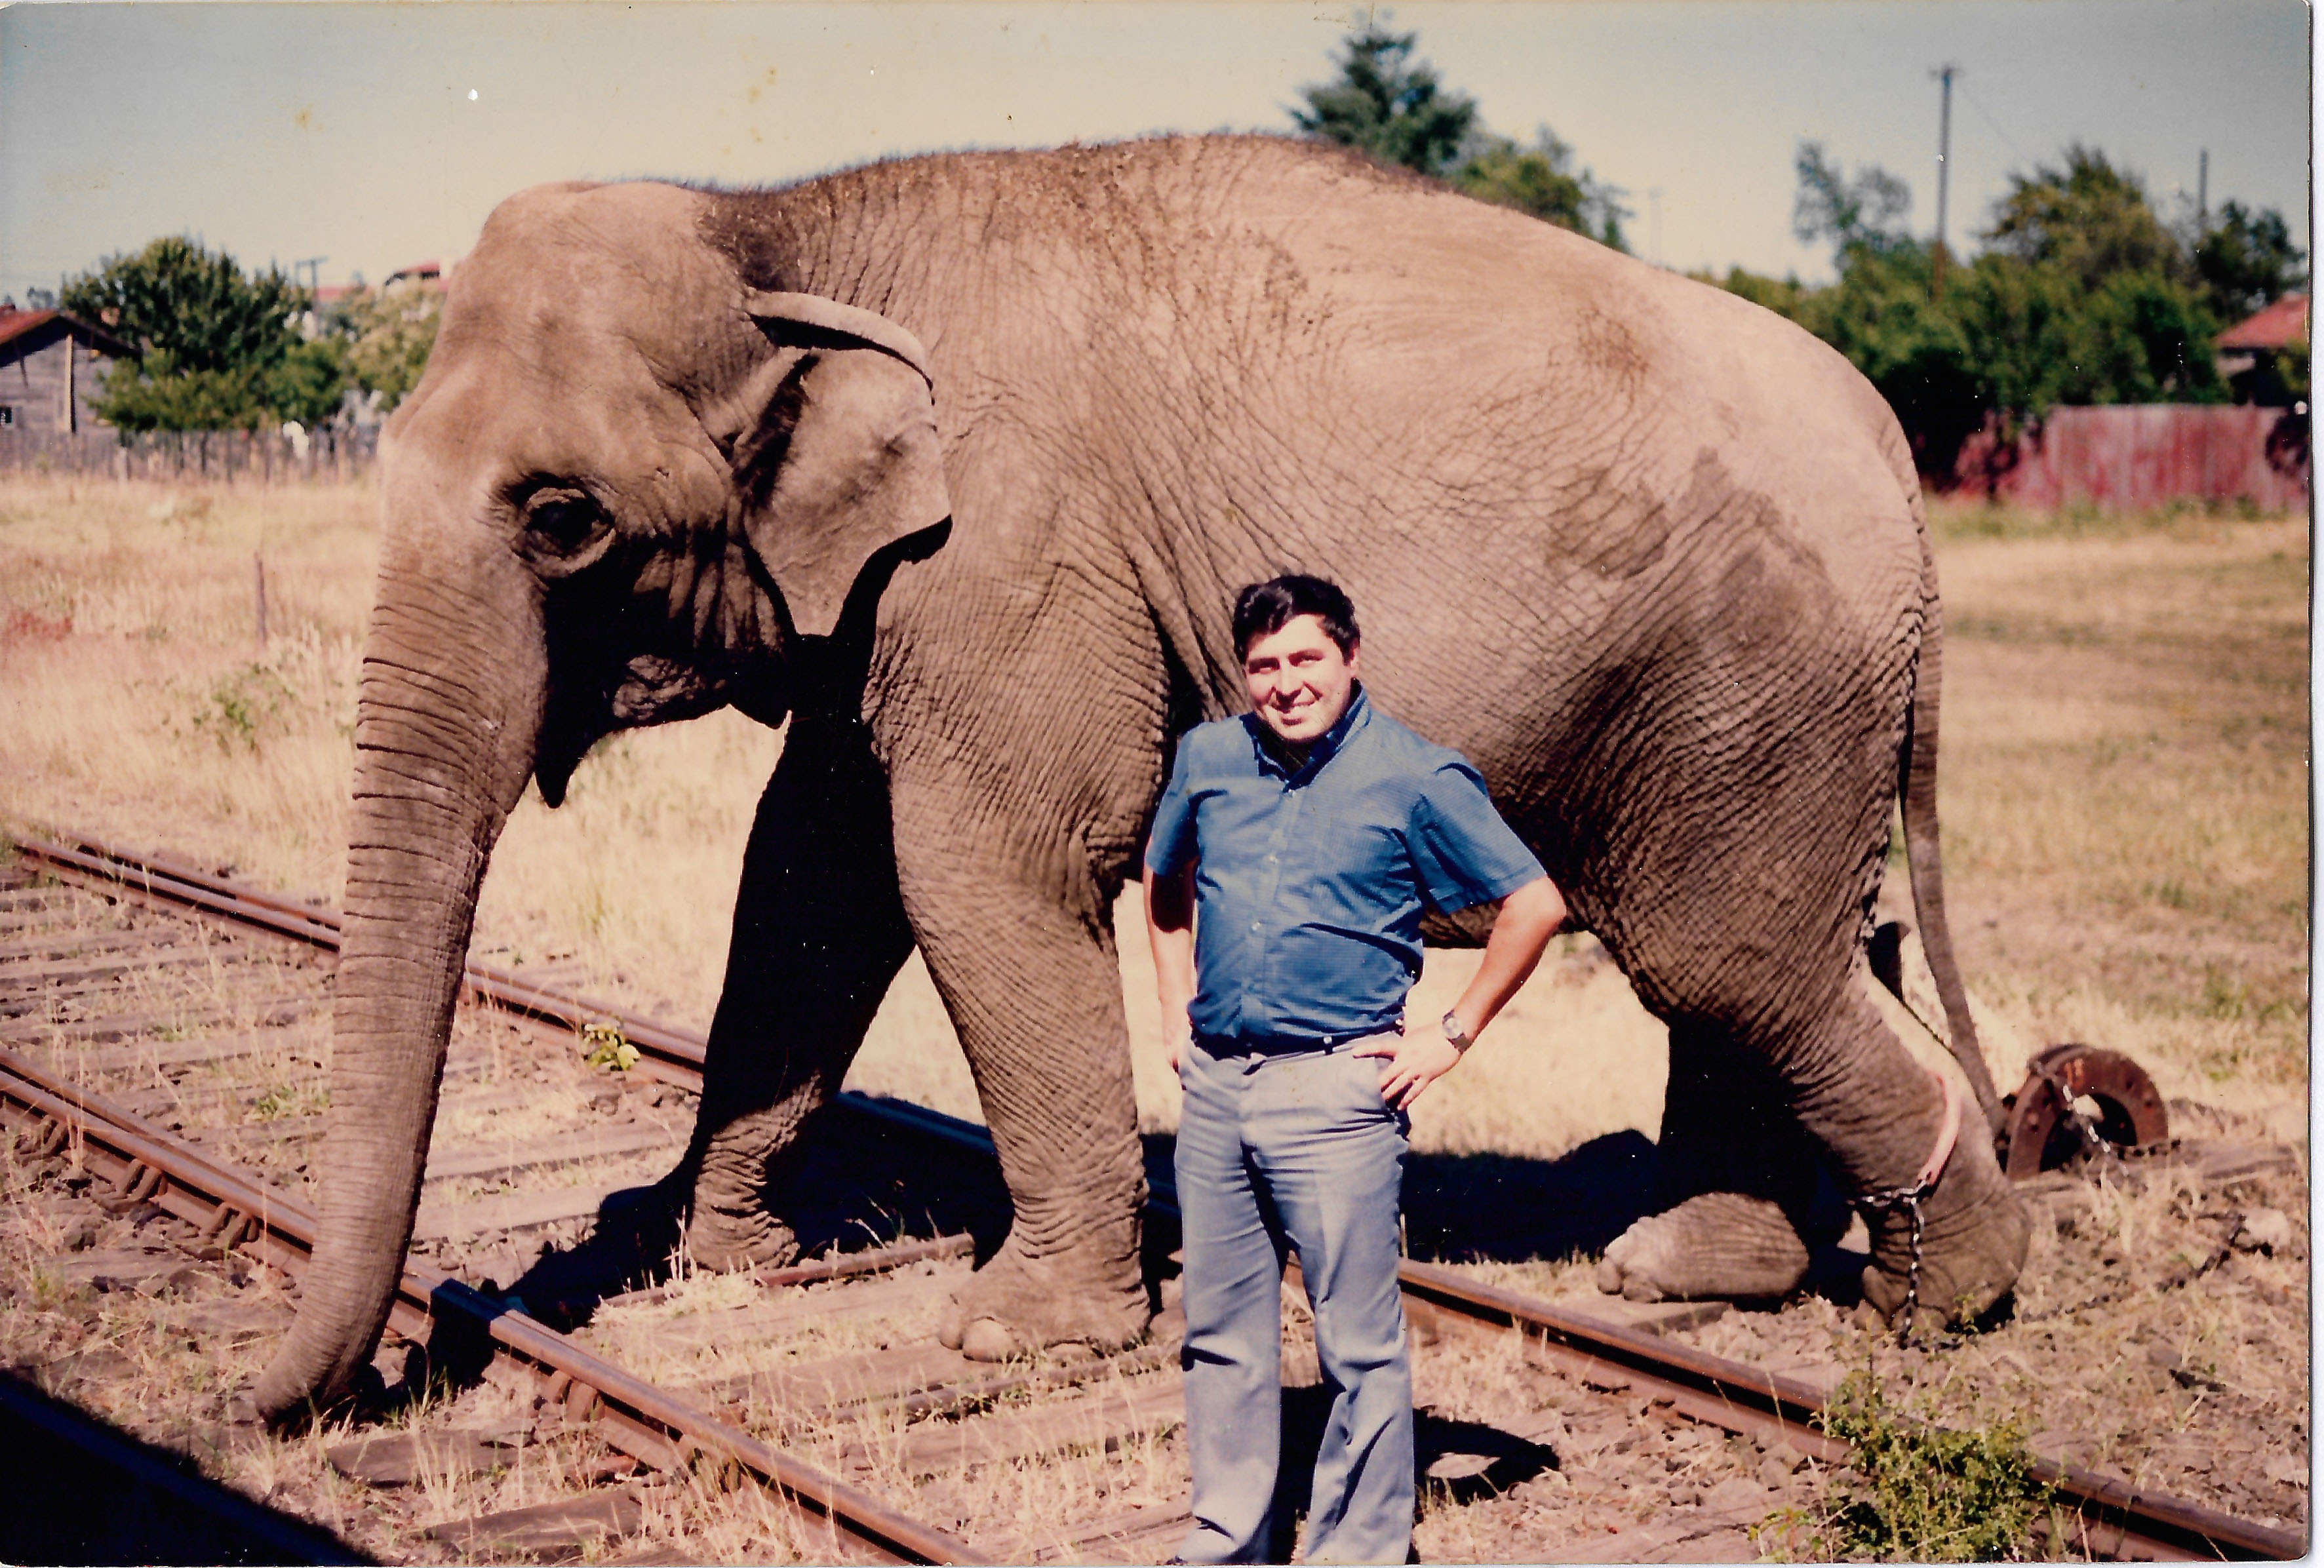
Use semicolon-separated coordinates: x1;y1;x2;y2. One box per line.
735;292;951;639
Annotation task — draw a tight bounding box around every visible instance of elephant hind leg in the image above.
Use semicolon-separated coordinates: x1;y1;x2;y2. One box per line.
1852;1034;2028;1328
1767;985;2029;1330
1591;936;2027;1323
1598;1019;1824;1303
1598;1192;1809;1302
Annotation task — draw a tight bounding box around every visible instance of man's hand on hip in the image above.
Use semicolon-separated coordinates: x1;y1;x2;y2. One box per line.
1354;1029;1463;1110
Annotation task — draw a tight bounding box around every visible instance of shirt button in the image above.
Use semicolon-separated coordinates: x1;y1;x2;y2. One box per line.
1251;922;1262;931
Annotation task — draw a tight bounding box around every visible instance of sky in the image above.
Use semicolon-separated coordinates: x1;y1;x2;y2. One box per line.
0;1;2310;305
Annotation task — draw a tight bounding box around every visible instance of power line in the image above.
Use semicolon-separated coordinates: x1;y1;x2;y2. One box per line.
1956;79;2028;165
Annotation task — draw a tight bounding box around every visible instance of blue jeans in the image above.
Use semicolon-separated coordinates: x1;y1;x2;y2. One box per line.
1173;1034;1413;1565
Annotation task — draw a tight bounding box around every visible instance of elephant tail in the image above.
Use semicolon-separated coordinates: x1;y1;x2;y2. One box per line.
1898;486;2008;1139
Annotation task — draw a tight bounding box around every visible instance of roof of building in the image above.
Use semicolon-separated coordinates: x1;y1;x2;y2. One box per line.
0;307;136;359
2216;294;2309;351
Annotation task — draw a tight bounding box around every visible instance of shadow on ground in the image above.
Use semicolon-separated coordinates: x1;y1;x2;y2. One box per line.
0;1370;368;1565
1140;1129;1664;1270
499;1114;1669;1332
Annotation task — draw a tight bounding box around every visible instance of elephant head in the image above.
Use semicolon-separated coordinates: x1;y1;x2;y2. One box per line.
253;182;951;1421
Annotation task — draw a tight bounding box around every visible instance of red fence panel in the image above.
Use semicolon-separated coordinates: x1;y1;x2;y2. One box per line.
1952;405;2309;512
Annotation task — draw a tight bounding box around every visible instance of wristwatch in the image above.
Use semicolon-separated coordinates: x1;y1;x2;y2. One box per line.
1442;1009;1475;1053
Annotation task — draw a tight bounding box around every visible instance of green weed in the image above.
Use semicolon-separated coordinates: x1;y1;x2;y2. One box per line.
583;1023;640;1074
250;1082;326;1122
1801;1371;2051;1561
193;663;293;753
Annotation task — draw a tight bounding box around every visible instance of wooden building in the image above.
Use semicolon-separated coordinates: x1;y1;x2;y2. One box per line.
2215;294;2309;408
0;307;133;435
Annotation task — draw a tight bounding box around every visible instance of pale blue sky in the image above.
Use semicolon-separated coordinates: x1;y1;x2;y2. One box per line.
1;1;2310;305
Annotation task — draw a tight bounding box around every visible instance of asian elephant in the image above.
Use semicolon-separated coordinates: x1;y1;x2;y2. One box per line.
255;135;2030;1420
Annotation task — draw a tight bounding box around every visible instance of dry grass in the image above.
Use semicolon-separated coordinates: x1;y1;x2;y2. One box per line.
0;472;2305;1164
1925;497;2309;1133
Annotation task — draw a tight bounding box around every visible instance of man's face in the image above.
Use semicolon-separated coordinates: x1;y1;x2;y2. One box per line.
1242;614;1360;751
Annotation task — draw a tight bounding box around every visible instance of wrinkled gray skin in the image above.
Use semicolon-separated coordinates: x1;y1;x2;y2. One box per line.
255;137;2030;1420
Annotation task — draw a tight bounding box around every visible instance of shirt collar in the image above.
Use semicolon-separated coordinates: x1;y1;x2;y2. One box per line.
1244;684;1371;783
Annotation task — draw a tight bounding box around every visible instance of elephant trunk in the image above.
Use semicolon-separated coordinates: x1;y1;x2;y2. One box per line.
255;556;545;1422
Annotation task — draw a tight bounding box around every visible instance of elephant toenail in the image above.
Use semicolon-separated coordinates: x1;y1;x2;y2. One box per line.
958;1317;1024;1362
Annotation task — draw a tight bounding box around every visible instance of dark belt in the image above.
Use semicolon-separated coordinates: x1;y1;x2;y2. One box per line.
1196;1023;1400;1059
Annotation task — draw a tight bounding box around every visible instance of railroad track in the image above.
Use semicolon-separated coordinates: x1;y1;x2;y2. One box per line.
0;829;2304;1563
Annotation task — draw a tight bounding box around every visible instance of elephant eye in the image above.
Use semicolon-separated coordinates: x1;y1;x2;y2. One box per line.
521;489;610;563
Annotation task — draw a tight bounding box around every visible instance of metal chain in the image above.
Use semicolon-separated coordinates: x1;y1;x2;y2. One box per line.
1859;1181;1930;1344
2036;1063;2114;1166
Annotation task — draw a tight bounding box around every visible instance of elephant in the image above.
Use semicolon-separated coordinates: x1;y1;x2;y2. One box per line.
255;134;2030;1420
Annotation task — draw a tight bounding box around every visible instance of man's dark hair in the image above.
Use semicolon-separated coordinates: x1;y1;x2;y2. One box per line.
1232;574;1361;659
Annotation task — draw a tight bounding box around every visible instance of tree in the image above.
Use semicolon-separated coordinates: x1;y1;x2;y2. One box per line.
90;359;274;433
1795;241;1987;472
1697;265;1812;321
1791;142;1914;261
1983;145;2180;290
2069;269;2223;404
336;279;443;414
1454;128;1630;248
1720;140;2229;477
269;338;354;428
1291;22;1626;252
60;237;344;431
2190;199;2308;323
1292;22;1477;179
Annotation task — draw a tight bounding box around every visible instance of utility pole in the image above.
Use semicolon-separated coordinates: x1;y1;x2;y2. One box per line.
2197;149;2209;232
1647;187;1664;268
1931;64;1958;299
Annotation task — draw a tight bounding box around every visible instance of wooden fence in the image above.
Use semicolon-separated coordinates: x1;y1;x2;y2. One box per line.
0;425;380;482
1950;404;2309;513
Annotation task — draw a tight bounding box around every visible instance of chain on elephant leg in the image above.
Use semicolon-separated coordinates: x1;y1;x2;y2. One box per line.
1858;1070;2030;1334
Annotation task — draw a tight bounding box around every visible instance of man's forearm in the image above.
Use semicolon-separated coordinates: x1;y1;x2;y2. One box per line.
1449;876;1566;1041
1145;865;1198;1046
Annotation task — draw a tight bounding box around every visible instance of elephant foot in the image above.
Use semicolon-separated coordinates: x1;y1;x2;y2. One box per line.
1859;1117;2030;1328
938;1238;1150;1362
685;1196;802;1275
1596;1192;1812;1303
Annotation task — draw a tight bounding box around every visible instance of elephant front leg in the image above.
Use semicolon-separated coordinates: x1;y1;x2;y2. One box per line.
683;716;917;1272
896;828;1151;1361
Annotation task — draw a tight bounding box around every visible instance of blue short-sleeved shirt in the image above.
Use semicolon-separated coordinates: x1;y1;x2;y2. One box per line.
1145;686;1545;1045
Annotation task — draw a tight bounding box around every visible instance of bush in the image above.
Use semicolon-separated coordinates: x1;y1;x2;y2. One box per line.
1803;1371;2051;1561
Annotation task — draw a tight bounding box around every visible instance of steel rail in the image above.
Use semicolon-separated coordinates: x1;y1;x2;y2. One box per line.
14;832;709;1089
1391;1261;2303;1561
9;830;2307;1561
0;1046;985;1567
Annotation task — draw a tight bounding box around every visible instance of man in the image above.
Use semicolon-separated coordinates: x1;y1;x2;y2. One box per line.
1145;574;1566;1564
